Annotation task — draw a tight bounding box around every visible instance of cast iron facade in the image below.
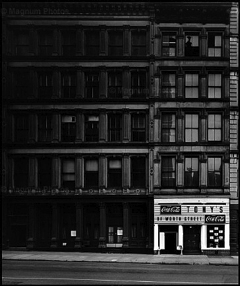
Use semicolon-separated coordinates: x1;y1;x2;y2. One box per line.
2;2;238;255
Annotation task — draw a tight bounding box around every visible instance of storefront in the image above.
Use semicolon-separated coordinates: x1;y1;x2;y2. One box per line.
154;197;230;255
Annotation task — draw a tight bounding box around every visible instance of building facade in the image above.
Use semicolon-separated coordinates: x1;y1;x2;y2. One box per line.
2;2;238;255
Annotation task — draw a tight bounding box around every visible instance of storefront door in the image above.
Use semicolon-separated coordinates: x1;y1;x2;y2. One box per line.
184;225;201;254
108;226;123;245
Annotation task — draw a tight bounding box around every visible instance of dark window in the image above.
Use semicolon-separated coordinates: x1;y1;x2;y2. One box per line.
38;158;52;188
131;157;146;188
185;114;199;142
14;158;28;188
108;31;123;56
185;157;199;187
14;72;30;99
38;30;53;56
85;159;99;188
38;73;53;99
108;72;122;98
131;30;146;56
185;34;199;56
61;115;76;142
85;30;100;56
207;225;224;248
208;33;222;57
162;33;176;57
108;114;122;142
38;114;52;142
208;74;222;99
108;158;122;188
61;30;76;56
161;113;176;142
185;73;199;98
161;157;176;187
131;113;146;142
208;114;222;141
61;73;76;98
15;114;29;142
162;73;176;98
85;115;99;142
131;72;147;98
15;31;29;55
208;157;222;187
62;159;75;189
85;73;99;98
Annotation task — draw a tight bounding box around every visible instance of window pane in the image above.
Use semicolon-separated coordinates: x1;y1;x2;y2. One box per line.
63;160;74;173
109;160;121;169
215;36;222;47
85;160;98;171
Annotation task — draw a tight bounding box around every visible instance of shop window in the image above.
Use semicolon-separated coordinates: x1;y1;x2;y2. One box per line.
161;157;176;187
14;72;30;99
185;33;199;56
208;114;222;141
15;114;29;143
38;72;53;99
108;158;122;188
38;30;53;56
85;30;100;56
85;73;99;99
14;158;28;188
185;157;199;187
131;113;146;142
85;159;99;188
131;72;147;98
108;30;123;56
208;74;222;99
61;73;76;98
62;159;75;190
208;33;222;57
85;115;99;142
61;30;76;56
162;73;176;98
207;225;224;248
185;73;199;98
161;113;176;142
185;114;199;142
131;157;146;188
131;30;147;56
38;114;52;142
108;72;122;98
61;115;76;142
108;114;122;142
207;157;222;187
162;33;176;57
15;30;29;56
38;158;52;188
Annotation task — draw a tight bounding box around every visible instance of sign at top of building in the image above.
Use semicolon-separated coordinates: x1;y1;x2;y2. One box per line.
160;205;181;214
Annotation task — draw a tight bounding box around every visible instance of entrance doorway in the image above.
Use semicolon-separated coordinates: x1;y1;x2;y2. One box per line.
108;226;123;245
165;232;177;254
184;225;201;254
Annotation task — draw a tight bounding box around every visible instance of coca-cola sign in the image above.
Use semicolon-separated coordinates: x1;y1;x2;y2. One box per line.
205;215;225;223
160;205;181;214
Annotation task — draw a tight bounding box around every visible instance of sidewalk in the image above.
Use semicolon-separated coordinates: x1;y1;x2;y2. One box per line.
2;250;238;266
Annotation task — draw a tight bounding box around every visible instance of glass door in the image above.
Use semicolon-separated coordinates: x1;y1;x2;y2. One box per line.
108;226;123;245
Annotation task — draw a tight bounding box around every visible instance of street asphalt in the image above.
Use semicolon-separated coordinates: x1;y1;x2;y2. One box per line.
2;250;239;266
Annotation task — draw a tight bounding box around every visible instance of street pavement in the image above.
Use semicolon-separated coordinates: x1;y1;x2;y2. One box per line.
2;250;238;266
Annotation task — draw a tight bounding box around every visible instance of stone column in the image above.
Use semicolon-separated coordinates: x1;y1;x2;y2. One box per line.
29;114;37;143
177;68;184;99
224;110;230;143
99;67;107;98
75;156;83;189
75;203;83;248
200;153;207;189
76;68;84;99
177;110;184;143
123;26;130;56
201;225;207;250
122;67;130;99
200;28;207;57
177;28;184;57
122;202;129;247
123;154;130;189
99;155;107;189
99;109;107;142
29;157;36;189
76;26;84;56
178;225;183;250
200;67;207;99
154;224;159;252
177;153;184;188
52;113;60;143
223;69;230;99
51;204;59;248
52;157;61;189
52;27;59;56
123;109;130;142
27;204;36;249
99;202;106;248
100;26;106;56
76;111;84;143
53;69;60;99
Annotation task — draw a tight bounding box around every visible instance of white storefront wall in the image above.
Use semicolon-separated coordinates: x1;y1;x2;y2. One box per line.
154;197;230;253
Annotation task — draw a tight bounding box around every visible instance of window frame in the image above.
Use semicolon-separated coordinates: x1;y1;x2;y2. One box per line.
207;157;222;187
108;30;123;56
108;157;122;188
208;73;222;99
185;32;200;57
38;114;52;142
108;113;122;142
207;114;222;141
131;71;147;98
61;30;76;56
61;115;76;142
85;72;99;99
161;113;176;143
38;30;53;56
61;158;75;190
85;114;99;142
15;30;29;56
61;72;77;99
208;32;222;57
162;32;177;57
14;158;29;188
131;29;147;56
131;113;146;142
161;156;176;187
184;113;199;143
131;156;146;188
161;72;176;99
184;157;199;187
38;157;52;188
85;30;100;56
84;158;99;188
14;71;30;99
185;73;199;99
38;72;53;99
108;71;123;98
15;114;29;143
